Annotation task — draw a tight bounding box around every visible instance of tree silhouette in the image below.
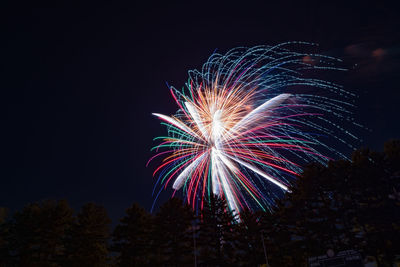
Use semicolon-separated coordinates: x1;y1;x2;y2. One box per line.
111;203;153;266
0;208;6;224
152;197;195;266
264;140;400;266
235;209;266;266
347;142;400;264
64;203;111;267
197;195;238;266
7;200;74;266
0;207;10;266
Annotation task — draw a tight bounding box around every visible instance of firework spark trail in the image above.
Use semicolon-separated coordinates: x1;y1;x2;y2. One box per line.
149;42;360;214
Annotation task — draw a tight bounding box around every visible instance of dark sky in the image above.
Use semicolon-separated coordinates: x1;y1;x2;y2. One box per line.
2;1;400;223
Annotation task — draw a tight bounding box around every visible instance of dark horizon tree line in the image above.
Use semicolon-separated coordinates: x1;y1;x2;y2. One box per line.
0;139;399;266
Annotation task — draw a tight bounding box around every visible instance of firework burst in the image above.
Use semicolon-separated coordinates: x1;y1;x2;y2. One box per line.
148;42;359;214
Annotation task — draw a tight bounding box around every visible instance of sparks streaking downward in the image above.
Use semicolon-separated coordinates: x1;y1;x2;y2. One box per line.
148;42;359;214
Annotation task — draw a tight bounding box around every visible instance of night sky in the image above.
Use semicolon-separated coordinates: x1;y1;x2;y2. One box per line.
2;1;400;223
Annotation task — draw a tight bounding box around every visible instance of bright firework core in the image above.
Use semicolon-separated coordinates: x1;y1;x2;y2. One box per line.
149;42;359;214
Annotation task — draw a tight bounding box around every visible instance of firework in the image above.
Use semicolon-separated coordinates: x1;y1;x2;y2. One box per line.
148;42;359;214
